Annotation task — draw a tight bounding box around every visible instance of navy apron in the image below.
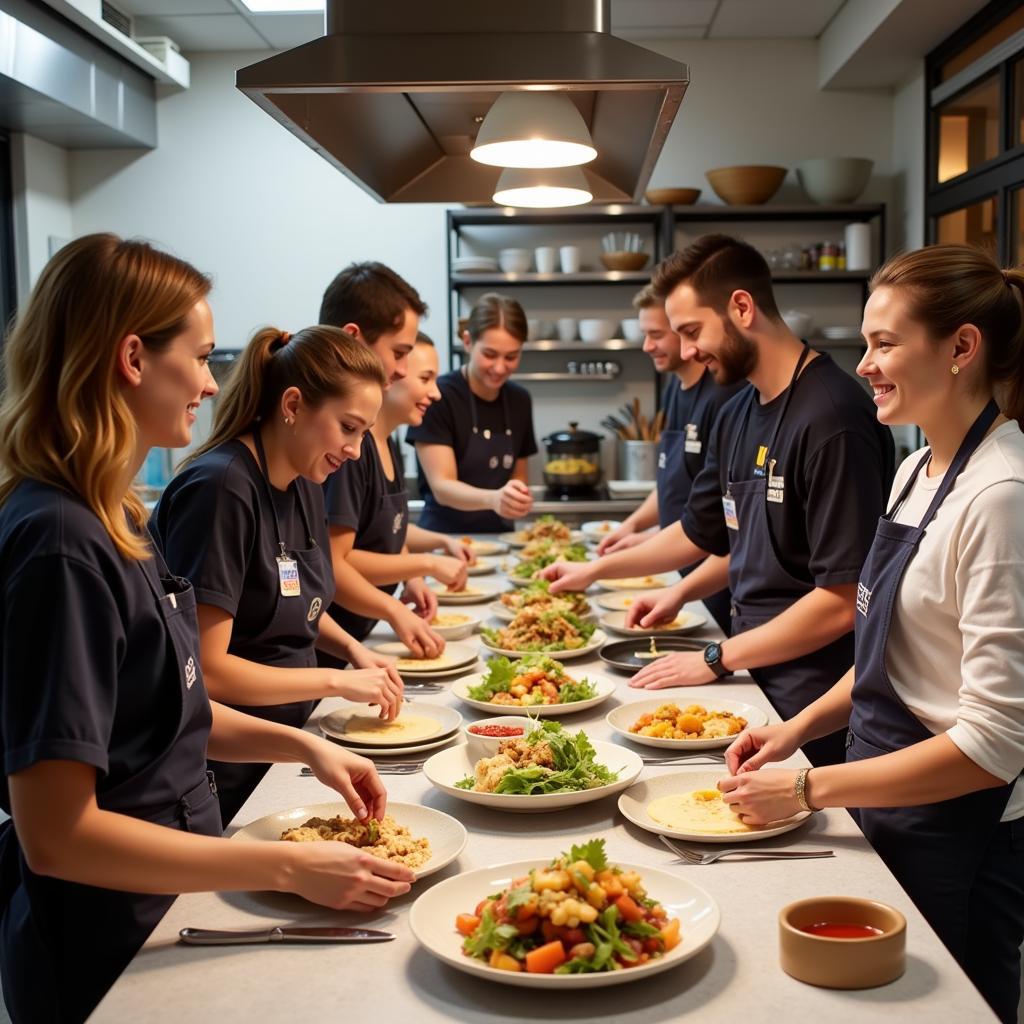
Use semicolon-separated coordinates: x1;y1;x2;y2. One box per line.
724;345;849;767
0;543;221;1024
208;428;333;828
332;438;409;644
419;369;517;535
657;370;732;635
847;399;1024;1023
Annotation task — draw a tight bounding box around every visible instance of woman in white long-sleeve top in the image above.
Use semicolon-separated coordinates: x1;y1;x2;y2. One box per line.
720;244;1024;1022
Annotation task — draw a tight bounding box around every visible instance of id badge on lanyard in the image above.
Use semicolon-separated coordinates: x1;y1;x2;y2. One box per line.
277;554;301;598
722;488;739;531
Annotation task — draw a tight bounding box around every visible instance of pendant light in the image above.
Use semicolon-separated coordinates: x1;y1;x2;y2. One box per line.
471;91;597;169
492;166;593;208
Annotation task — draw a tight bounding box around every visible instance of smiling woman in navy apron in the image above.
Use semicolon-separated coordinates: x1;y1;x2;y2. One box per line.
408;293;538;534
323;334;470;658
720;244;1024;1022
0;236;412;1024
153;325;405;827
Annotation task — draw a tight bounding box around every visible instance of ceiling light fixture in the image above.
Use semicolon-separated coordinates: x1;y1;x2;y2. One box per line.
471;91;597;169
492;166;593;209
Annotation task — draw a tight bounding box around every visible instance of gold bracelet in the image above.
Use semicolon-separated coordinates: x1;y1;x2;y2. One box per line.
794;768;820;813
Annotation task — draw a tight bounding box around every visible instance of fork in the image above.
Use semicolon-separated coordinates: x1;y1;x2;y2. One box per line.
658;834;834;865
641;754;726;766
300;763;424;777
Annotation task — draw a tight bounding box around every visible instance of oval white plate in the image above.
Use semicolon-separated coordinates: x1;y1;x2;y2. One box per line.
599;609;707;637
595;591;645;612
424;740;642;813
618;770;810;843
488;600;515;622
452;672;616;716
581;519;622;540
232;801;467;880
409;858;719;987
605;698;768;750
370;641;478;672
498;529;585;548
431;581;504;604
596;575;675;591
479;629;607;661
323;732;462;757
465;556;500;576
318;702;462;747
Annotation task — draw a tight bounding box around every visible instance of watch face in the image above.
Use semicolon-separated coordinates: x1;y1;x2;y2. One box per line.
704;643;721;664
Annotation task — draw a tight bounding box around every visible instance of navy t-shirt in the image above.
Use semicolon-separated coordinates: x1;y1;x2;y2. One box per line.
0;481;204;814
681;352;895;587
322;435;407;641
406;370;537;533
151;439;332;667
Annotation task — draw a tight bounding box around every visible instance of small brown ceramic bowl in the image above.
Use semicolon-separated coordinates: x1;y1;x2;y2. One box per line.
779;896;906;989
600;251;649;271
645;187;701;206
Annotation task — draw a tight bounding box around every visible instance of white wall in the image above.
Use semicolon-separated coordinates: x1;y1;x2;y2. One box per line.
10;133;72;305
68;51;450;353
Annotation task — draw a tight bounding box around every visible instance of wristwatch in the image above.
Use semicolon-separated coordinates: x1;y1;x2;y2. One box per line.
703;642;730;679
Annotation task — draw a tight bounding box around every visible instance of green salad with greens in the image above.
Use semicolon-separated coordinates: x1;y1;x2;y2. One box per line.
511;542;589;580
466;654;598;706
481;610;596;653
455;720;618;794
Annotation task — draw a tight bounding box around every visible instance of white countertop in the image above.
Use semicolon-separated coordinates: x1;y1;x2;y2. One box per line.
91;582;994;1023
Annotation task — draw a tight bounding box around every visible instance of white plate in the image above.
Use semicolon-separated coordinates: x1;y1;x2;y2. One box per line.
400;661;481;682
596;575;674;591
488;600;516;622
323;732;462;757
455;539;508;556
506;571;541;588
618;770;810;842
452;671;616;716
370;641;478;672
596;591;648;612
424;740;642;813
317;702;463;747
232;801;467;880
605;698;768;750
498;528;585;548
581;519;622;540
409;858;719;988
607;480;656;498
431;581;505;604
479;628;607;661
599;609;707;637
465;556;500;576
428;613;480;641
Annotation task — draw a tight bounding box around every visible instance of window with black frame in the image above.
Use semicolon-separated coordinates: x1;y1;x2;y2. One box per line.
926;0;1024;263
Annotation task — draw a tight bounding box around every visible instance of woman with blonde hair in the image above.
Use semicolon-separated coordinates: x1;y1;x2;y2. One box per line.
152;322;403;826
0;234;412;1024
720;244;1024;1021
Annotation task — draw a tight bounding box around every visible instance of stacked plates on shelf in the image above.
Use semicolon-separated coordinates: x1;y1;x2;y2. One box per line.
819;326;863;341
318;701;464;757
452;256;498;273
371;641;479;681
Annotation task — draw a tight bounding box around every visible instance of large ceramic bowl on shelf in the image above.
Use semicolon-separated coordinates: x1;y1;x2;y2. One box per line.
706;165;786;205
795;157;873;205
645;187;701;205
600;251;649;271
579;318;616;342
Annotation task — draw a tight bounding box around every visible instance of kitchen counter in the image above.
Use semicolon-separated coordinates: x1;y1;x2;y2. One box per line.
409;484;645;523
91;581;994;1023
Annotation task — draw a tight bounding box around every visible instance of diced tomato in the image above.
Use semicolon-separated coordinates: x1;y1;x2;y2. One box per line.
525;940;567;974
455;914;480;937
660;918;681;952
515;916;539;937
643;937;663;953
561;927;585;947
614;894;645;923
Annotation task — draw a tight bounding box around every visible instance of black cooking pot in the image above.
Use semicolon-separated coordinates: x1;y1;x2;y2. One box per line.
543;422;602;488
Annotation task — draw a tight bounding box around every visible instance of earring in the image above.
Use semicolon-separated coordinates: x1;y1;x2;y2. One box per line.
951;364;960;375
284;416;294;425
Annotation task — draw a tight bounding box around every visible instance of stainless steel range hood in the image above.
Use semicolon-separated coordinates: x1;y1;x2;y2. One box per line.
236;0;688;204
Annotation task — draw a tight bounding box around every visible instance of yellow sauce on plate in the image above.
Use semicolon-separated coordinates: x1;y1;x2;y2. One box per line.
648;789;759;834
342;715;441;743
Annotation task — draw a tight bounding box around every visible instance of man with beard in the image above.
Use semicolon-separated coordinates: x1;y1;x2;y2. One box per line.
541;234;894;766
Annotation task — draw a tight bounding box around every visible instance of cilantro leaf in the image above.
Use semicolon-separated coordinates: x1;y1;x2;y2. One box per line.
565;838;608;872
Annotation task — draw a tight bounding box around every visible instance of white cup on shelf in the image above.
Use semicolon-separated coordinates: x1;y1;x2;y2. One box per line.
559;245;581;273
535;246;557;273
556;317;578;342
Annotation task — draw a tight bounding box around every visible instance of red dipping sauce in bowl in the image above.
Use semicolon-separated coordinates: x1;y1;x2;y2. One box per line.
800;923;883;939
468;724;524;738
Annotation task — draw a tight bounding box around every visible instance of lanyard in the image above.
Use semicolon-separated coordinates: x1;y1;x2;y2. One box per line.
462;366;512;440
252;428;317;558
725;342;811;484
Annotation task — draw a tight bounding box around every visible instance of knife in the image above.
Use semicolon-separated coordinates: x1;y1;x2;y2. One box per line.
179;926;395;945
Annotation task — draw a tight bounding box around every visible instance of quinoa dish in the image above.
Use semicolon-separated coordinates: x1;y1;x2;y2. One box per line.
279;814;431;868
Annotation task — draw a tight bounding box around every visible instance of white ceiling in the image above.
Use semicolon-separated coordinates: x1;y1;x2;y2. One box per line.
120;0;848;53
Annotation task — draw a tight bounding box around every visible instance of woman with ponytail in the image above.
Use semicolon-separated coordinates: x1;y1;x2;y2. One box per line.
152;324;402;827
719;244;1024;1021
0;235;412;1024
